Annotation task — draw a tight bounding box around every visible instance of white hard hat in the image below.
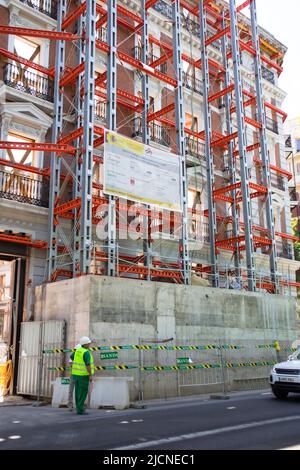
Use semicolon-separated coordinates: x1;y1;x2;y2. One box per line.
79;336;92;345
75;344;81;349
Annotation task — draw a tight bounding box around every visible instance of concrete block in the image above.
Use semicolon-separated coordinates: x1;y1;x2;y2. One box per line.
51;378;71;408
89;377;133;410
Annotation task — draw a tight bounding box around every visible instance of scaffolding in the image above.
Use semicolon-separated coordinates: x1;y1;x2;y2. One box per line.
0;0;298;293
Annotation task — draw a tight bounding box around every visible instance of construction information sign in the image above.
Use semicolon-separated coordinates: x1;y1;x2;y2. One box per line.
103;130;182;212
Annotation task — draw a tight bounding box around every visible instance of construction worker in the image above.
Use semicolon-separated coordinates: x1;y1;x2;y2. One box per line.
70;336;94;415
68;343;81;411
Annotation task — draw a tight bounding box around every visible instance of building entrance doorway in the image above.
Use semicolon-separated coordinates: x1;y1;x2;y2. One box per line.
0;248;27;394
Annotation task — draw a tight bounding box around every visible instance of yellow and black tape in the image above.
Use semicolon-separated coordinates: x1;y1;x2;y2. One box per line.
43;343;242;354
48;360;277;372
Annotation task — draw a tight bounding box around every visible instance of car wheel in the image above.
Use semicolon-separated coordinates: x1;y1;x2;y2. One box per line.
272;387;289;399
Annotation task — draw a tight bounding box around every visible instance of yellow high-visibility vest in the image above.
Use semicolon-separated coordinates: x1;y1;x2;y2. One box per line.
71;347;95;376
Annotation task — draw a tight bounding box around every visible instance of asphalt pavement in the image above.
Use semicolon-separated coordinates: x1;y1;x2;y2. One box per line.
1;390;300;450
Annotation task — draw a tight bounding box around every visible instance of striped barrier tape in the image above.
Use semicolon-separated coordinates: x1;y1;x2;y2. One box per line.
255;344;276;349
43;343;242;354
48;360;277;372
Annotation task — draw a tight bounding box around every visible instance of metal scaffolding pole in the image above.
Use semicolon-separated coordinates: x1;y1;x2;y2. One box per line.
141;0;152;279
173;0;190;285
107;0;117;277
47;0;67;280
80;0;96;274
250;0;279;292
73;1;85;276
221;13;241;285
229;0;256;291
198;0;218;287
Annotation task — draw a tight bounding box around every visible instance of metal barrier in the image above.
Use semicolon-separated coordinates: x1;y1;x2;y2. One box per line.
40;338;293;402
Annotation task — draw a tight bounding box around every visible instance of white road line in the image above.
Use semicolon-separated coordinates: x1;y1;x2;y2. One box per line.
227;407;236;410
113;415;300;450
261;392;272;395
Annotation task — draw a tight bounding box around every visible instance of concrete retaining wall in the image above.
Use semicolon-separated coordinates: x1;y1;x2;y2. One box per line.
34;276;297;399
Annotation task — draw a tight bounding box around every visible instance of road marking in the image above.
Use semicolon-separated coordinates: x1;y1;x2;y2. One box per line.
8;435;21;440
13;421;21;424
261;392;272;395
227;407;236;410
120;421;129;424
0;439;5;443
113;415;300;450
131;419;143;423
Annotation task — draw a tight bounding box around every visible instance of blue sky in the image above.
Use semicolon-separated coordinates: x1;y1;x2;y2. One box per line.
256;0;300;119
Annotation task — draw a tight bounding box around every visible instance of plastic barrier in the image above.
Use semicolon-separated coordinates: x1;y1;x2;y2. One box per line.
51;376;133;410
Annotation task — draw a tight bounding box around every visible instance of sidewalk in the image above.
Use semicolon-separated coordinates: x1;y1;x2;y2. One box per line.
0;395;35;407
0;388;270;409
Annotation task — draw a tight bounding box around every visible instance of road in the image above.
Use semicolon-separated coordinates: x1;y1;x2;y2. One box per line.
1;390;300;451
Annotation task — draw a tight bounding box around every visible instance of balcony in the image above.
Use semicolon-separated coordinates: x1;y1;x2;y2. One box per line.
185;136;205;159
4;63;54;102
132;117;171;147
19;0;58;19
265;116;279;134
261;65;276;85
182;72;203;95
0;170;49;207
94;100;106;122
132;47;167;74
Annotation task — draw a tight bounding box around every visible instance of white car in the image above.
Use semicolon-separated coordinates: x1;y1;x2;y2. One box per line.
270;348;300;399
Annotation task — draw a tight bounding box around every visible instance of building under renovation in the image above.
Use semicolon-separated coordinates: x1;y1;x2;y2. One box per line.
0;0;299;394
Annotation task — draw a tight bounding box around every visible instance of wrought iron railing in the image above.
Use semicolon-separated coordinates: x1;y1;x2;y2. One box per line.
182;72;203;95
132;117;171;147
94;100;106;122
0;170;49;207
132;47;167;74
153;0;221;49
185;136;205;159
261;65;276;85
4;63;54;102
19;0;57;19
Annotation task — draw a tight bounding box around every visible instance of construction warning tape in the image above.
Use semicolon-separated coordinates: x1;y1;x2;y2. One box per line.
255;344;276;349
48;360;276;372
43;343;242;354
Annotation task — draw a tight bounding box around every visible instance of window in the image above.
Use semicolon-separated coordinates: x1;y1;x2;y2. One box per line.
7;133;34;166
296;139;300;152
14;37;40;64
185;114;198;131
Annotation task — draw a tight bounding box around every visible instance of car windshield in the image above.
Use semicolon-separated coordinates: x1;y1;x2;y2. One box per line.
290;349;300;360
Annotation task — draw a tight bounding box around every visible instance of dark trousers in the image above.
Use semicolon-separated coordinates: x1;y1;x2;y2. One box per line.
72;375;89;414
